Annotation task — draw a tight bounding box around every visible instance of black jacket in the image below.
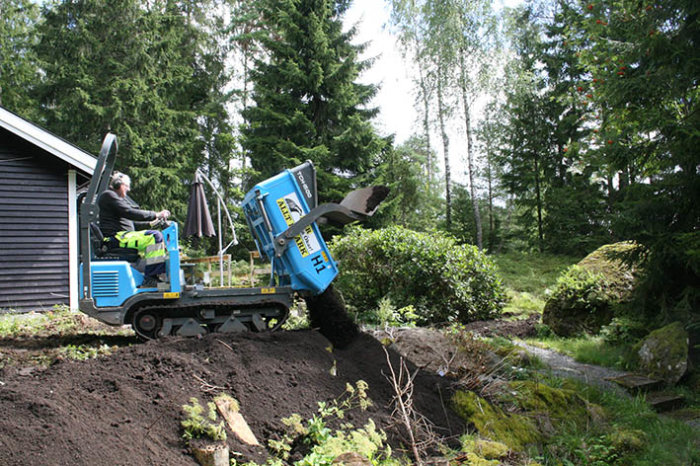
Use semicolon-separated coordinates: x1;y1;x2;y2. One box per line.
98;189;156;237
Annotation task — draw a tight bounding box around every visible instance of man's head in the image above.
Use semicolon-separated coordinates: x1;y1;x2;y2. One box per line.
110;172;131;197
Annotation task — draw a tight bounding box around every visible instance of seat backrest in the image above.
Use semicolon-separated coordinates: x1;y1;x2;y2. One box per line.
89;222;105;243
89;222;139;262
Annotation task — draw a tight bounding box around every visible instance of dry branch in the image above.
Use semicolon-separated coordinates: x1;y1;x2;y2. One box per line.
382;347;438;465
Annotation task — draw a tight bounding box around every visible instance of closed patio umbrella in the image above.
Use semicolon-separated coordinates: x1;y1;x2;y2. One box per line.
184;171;215;238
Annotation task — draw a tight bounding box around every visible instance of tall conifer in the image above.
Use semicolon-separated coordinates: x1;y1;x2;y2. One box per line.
242;0;384;201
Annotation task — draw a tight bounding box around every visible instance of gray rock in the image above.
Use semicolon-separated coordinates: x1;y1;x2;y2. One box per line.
637;322;689;385
542;242;639;337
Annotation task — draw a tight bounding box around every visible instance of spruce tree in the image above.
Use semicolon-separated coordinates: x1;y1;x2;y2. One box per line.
241;0;384;201
0;0;40;117
34;0;232;216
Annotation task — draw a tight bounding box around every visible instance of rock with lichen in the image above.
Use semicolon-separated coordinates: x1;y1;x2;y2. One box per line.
542;242;640;337
451;391;541;452
460;435;510;460
609;428;646;453
637;321;689;384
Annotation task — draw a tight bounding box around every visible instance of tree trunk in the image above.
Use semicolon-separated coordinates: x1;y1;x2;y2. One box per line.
436;66;451;227
487;157;494;251
419;68;432;182
416;39;432;184
459;53;483;249
534;155;544;252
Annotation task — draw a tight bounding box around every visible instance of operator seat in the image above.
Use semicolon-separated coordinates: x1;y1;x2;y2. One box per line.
89;222;140;262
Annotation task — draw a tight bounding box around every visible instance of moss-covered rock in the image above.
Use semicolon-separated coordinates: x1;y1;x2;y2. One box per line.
608;428;646;453
505;381;589;422
496;380;606;438
460;435;510;460
637;321;689;384
463;452;501;465
542;242;639;337
452;390;541;452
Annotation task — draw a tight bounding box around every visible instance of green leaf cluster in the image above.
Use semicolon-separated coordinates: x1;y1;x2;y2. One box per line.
332;226;506;324
180;397;226;442
267;381;397;464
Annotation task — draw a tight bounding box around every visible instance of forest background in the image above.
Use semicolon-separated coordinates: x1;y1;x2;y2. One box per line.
0;0;697;330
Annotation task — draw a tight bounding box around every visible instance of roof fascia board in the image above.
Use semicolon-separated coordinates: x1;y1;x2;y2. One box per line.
0;107;96;175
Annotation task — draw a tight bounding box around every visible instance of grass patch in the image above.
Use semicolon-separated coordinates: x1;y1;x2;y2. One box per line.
524;335;638;371
506;372;700;465
59;343;115;361
491;252;579;320
502;290;546;319
561;381;699;466
491;252;579;298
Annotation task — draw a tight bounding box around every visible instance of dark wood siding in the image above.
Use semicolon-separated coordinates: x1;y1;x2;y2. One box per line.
0;128;70;312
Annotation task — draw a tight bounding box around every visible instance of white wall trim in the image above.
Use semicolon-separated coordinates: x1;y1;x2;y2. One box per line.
0;106;96;175
68;170;78;311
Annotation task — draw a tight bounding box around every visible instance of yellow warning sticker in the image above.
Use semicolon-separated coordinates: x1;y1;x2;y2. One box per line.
276;193;321;258
261;287;276;294
163;292;180;299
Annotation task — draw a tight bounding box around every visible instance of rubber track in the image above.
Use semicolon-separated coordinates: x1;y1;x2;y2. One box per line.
131;299;289;340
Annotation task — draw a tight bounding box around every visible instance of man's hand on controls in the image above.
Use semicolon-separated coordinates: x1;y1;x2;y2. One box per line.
157;210;171;220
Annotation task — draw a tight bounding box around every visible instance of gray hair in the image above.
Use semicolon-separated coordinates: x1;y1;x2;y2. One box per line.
110;172;131;189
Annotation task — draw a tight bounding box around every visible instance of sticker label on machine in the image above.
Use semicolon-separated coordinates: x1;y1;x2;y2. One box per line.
277;193;321;258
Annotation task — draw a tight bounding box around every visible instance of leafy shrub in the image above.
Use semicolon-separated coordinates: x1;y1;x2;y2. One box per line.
331;226;506;324
358;297;419;327
181;397;226;442
268;381;396;464
542;266;613;337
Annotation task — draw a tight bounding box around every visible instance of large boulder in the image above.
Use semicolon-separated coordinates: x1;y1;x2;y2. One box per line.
637;322;689;385
542;242;639;337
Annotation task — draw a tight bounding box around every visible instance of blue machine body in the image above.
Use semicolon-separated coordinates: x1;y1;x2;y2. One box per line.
243;168;338;295
80;222;182;307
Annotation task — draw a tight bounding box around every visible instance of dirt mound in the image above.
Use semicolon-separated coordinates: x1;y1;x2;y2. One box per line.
463;315;539;339
0;330;463;465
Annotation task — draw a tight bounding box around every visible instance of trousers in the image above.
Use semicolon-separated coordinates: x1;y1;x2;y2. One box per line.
107;230;166;278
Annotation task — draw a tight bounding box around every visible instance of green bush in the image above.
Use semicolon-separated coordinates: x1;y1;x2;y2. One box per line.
331;226;506;324
542;266;613;337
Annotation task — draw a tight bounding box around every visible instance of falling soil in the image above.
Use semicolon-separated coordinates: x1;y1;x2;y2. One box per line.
304;284;359;349
0;329;463;465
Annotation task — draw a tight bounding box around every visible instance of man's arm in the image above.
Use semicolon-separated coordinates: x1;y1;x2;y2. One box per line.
111;193;156;222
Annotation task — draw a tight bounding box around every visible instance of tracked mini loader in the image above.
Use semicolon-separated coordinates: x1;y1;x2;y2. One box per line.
78;134;386;344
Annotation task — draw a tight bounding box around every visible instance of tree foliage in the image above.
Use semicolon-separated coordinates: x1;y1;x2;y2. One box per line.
241;0;385;202
560;0;699;319
34;0;233;217
0;0;41;117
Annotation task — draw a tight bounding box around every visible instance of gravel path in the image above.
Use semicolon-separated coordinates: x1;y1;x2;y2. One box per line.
514;341;632;396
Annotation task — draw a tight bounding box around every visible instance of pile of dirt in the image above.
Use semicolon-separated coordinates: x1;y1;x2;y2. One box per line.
0;330;463;465
462;314;539;339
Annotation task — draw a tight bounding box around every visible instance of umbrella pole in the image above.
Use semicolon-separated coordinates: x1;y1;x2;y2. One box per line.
218;198;224;286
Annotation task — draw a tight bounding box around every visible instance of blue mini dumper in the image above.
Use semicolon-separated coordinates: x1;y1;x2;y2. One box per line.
78;134;386;342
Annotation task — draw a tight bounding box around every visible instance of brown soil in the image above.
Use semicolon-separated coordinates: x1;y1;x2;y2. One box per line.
0;329;463;465
462;314;539;339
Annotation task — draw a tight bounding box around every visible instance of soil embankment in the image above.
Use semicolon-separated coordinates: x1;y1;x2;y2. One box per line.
0;330;463;465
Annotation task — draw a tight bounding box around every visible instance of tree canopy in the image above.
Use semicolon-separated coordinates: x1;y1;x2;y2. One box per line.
241;0;385;202
0;0;696;318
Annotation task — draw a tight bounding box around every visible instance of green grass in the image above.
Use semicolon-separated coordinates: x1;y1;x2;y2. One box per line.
491;252;580;297
514;372;700;466
524;335;638;371
574;381;699;465
0;306;91;338
491;252;579;319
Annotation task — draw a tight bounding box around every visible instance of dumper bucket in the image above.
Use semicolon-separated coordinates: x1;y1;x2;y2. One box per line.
242;161;388;295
